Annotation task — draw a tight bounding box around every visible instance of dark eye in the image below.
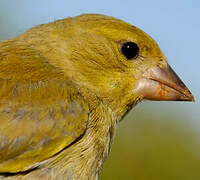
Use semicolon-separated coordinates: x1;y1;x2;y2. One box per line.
121;41;139;60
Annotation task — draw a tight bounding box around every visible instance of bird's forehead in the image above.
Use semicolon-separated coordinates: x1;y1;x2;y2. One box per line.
74;14;165;59
75;14;155;42
75;14;148;41
67;14;166;64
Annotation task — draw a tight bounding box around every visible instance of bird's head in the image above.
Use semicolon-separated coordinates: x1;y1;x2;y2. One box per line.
25;14;194;116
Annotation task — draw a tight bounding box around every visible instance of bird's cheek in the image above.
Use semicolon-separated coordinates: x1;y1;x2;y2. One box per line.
133;64;194;102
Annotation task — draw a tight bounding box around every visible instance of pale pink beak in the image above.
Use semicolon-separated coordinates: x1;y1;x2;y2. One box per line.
134;64;194;101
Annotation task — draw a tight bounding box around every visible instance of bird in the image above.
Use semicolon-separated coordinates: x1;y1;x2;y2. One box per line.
0;14;194;180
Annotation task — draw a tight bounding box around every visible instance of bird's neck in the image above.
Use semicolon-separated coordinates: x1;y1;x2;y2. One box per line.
27;103;117;180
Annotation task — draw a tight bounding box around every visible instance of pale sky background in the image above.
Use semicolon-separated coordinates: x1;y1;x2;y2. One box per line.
0;0;199;128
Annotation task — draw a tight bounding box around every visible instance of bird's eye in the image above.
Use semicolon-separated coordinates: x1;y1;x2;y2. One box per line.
121;41;139;60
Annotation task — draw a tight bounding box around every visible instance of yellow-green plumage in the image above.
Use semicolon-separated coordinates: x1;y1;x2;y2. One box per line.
0;14;193;179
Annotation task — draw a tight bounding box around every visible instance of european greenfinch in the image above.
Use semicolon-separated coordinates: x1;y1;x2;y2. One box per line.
0;14;194;179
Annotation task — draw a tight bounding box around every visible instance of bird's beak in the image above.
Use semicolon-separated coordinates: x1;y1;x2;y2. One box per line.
134;64;194;101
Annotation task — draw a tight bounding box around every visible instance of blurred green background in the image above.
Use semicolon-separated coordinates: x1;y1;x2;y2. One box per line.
101;103;200;180
0;0;199;179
